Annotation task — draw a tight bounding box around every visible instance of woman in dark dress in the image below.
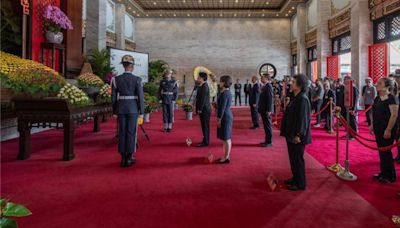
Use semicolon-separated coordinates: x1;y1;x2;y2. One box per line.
216;75;233;164
369;78;399;183
280;74;312;191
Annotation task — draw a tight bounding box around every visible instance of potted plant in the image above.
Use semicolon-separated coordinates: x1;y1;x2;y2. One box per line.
86;49;115;81
183;104;193;120
43;5;73;44
77;73;105;99
144;105;152;123
96;84;112;104
57;84;93;107
0;198;32;228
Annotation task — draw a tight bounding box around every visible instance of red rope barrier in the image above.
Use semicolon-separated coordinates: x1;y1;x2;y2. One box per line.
338;117;376;142
312;102;331;117
338;116;400;151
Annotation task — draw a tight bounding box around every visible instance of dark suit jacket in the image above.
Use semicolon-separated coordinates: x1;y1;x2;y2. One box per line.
196;83;211;113
111;73;144;115
280;92;311;145
244;83;252;94
249;83;260;106
258;83;274;113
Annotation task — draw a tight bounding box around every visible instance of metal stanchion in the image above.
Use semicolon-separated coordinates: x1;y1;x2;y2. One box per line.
327;107;344;172
328;98;334;134
337;108;357;181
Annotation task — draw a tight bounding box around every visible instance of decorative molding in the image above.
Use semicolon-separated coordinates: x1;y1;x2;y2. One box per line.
328;9;351;38
125;40;136;51
305;29;317;48
370;0;400;20
106;31;116;48
291;41;297;55
331;0;351;16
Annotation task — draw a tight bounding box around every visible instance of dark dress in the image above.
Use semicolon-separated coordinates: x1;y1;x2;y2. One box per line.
217;90;233;141
280;92;311;189
372;94;399;181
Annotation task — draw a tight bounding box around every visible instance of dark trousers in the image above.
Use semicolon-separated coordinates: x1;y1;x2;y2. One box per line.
365;104;372;126
313;99;323;124
200;110;210;145
341;107;358;133
286;141;306;189
235;93;241;106
118;114;138;156
260;112;272;144
375;132;396;181
245;93;250;106
162;103;173;124
250;105;259;127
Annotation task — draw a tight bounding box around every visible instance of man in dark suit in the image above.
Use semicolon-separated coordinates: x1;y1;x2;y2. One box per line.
258;74;274;147
244;79;252;106
196;72;211;147
111;55;144;167
234;79;242;106
249;76;260;129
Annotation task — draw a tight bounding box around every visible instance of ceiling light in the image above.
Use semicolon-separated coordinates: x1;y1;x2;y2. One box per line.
248;13;251;17
234;13;237;17
153;2;156;5
173;13;176;17
160;14;163;16
220;0;223;3
187;13;190;17
198;0;202;3
201;13;204;17
285;14;288;16
266;1;269;5
262;14;265;17
235;0;238;3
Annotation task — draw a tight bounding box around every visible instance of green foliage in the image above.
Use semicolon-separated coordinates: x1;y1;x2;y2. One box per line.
149;60;168;83
0;198;32;228
144;93;160;114
6;69;66;98
183;104;193;112
86;49;114;81
143;82;159;97
0;2;22;55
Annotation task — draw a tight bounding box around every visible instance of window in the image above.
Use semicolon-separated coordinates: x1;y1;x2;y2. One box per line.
106;0;115;32
124;13;135;42
307;46;317;62
332;32;351;55
373;11;400;43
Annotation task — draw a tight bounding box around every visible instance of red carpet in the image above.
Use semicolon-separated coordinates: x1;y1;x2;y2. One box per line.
1;108;397;228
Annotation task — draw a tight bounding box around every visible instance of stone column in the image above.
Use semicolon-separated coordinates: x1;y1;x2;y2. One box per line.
296;3;307;74
316;0;331;78
115;3;126;50
85;0;107;52
351;0;373;90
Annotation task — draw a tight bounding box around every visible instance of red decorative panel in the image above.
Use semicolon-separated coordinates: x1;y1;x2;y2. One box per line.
31;0;60;67
326;55;340;80
368;43;388;83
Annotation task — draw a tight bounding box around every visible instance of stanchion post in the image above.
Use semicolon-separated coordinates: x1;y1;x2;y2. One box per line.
327;107;344;172
328;98;334;134
337;108;357;181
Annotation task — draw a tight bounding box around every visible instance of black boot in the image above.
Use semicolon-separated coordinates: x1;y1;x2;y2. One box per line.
120;154;126;167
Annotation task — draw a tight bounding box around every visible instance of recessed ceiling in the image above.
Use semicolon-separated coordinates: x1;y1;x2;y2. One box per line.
118;0;307;18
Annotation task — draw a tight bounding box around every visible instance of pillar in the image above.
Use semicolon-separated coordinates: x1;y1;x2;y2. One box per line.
115;3;126;50
85;0;107;52
351;0;373;89
316;0;332;78
296;3;307;74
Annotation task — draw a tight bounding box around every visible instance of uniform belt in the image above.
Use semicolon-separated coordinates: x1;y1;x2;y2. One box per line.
118;96;138;100
162;92;174;95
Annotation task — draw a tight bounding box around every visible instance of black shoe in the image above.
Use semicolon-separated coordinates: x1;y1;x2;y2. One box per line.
120;155;126;167
378;177;395;184
125;154;136;167
284;178;294;185
197;143;209;148
286;184;305;191
167;129;171;133
163;128;168;132
373;173;381;179
216;158;230;164
260;143;273;147
250;126;259;130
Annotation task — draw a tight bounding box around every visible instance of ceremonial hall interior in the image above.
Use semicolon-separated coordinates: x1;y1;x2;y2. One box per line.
1;0;400;227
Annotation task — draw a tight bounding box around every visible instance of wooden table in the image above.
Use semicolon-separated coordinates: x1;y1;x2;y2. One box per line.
14;99;113;161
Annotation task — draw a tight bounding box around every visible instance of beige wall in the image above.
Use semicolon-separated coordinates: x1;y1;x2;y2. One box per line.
135;18;291;94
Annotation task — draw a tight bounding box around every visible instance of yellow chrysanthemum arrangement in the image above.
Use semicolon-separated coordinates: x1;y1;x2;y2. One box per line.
57;84;92;107
77;73;104;88
97;84;112;104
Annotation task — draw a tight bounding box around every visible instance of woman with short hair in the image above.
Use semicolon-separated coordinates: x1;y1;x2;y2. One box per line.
216;75;234;164
370;77;399;183
280;74;312;191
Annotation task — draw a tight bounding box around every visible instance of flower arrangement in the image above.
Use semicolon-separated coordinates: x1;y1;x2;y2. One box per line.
0;51;60;76
0;52;66;97
57;84;92;107
97;84;112;104
43;5;73;33
77;73;105;88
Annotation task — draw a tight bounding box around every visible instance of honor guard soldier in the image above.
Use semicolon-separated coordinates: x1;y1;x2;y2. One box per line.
158;69;178;132
111;55;144;168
